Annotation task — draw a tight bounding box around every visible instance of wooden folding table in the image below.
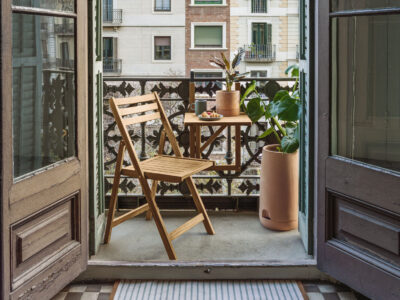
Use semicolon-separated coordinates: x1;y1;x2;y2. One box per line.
184;113;252;172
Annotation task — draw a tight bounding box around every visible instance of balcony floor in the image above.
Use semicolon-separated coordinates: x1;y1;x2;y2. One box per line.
92;211;311;262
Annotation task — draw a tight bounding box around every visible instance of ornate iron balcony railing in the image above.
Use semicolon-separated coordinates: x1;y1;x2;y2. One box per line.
103;7;123;25
243;44;276;62
103;58;122;74
103;77;295;210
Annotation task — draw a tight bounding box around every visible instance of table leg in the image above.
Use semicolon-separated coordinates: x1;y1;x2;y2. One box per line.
189;125;195;158
196;125;201;158
235;125;241;172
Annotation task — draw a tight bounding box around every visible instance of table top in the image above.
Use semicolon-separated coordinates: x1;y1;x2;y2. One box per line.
184;113;252;126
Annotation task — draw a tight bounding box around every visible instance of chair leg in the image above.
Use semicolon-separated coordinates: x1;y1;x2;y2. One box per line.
185;177;215;235
145;190;177;260
104;142;125;244
145;180;158;221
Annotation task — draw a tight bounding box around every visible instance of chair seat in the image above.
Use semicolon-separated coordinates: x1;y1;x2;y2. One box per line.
121;155;214;182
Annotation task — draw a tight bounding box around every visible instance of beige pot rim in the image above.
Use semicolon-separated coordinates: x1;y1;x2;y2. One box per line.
216;90;240;94
262;144;298;155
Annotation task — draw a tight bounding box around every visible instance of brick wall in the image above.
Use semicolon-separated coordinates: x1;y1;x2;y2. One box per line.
185;1;231;76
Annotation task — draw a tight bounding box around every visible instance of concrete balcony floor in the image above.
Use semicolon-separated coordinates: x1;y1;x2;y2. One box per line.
92;211;311;262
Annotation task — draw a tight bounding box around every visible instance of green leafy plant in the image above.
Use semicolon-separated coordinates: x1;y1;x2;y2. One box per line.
241;64;301;153
209;49;249;92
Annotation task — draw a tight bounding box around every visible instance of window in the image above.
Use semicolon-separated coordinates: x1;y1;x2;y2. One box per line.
193;25;224;48
193;71;223;78
154;0;171;12
193;71;223;89
194;0;223;4
252;23;271;45
154;36;171;60
251;0;267;13
103;37;115;59
250;71;268;78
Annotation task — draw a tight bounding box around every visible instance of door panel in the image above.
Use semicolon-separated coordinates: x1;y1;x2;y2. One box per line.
316;1;400;299
298;0;314;254
1;1;88;299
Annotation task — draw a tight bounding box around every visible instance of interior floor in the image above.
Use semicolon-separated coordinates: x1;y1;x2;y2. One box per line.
92;211;312;262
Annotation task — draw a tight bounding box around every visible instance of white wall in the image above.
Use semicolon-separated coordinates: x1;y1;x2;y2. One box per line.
104;0;185;77
231;0;299;77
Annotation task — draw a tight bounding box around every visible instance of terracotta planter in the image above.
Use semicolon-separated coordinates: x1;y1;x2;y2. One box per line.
216;90;240;117
259;144;299;231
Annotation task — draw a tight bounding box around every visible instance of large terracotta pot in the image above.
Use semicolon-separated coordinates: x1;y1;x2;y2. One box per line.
259;144;299;231
216;90;240;117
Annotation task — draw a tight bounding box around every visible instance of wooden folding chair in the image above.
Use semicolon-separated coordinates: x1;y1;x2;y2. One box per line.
104;92;215;260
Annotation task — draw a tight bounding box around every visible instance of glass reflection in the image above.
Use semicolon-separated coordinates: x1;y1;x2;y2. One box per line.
12;14;76;178
13;0;75;13
331;15;400;172
331;0;400;12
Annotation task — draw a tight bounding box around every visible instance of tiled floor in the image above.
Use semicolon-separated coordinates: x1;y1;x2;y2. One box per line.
52;283;114;300
302;281;363;300
53;281;366;300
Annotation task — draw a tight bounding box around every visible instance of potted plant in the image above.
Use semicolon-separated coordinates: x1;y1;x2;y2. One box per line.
209;49;248;116
242;64;300;231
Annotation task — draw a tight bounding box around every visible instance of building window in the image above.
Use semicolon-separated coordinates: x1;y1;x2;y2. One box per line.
251;0;267;13
194;0;224;5
193;25;224;48
154;36;171;60
193;71;223;78
250;70;268;78
154;0;171;12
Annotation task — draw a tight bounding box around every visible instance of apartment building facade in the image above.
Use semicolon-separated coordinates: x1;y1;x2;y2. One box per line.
102;0;298;78
185;0;231;78
231;0;299;78
103;0;186;77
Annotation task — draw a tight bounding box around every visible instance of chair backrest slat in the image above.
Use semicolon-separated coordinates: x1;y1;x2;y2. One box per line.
114;94;156;105
122;112;161;126
119;103;158;116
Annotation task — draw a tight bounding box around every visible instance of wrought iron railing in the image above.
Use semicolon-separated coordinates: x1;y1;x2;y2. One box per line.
251;0;267;13
103;77;295;210
243;44;276;62
103;58;122;74
103;7;123;25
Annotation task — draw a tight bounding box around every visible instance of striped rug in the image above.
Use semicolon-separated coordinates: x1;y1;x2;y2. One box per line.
113;280;305;300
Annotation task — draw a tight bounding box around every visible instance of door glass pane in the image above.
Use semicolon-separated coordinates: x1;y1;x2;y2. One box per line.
12;14;76;178
12;0;75;13
331;15;400;172
331;0;400;12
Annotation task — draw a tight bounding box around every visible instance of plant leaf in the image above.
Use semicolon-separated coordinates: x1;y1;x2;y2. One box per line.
246;98;265;122
241;81;257;108
273;90;290;102
209;57;226;69
232;48;245;69
285;64;299;77
221;52;230;71
281;136;299;153
258;127;275;139
277;98;301;122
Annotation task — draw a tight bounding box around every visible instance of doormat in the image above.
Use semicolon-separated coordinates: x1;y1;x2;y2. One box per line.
113;280;306;300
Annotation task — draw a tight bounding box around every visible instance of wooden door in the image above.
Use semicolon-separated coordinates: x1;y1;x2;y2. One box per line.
316;1;400;299
1;1;88;299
